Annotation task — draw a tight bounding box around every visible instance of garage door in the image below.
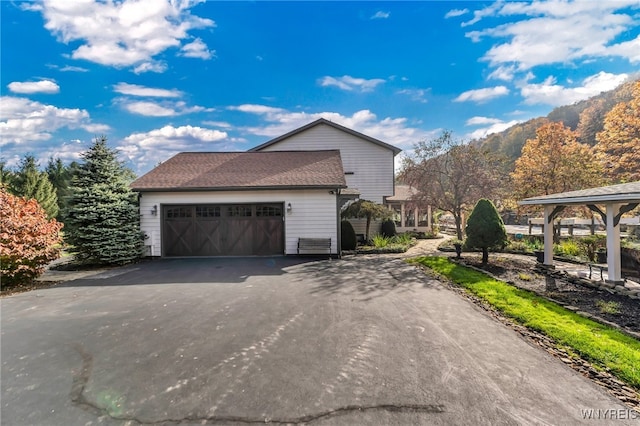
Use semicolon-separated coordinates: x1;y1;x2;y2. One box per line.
163;204;284;256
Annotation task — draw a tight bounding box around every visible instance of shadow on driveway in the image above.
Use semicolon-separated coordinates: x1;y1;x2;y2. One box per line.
292;255;444;301
58;256;326;287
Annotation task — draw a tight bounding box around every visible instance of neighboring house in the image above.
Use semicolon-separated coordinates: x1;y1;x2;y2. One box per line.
250;118;401;204
131;118;401;257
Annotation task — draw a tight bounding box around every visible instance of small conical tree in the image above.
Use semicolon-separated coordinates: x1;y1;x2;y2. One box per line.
11;155;59;219
64;136;142;265
465;198;508;265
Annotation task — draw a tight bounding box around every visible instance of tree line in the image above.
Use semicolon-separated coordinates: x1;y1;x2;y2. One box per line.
401;80;640;240
1;137;142;287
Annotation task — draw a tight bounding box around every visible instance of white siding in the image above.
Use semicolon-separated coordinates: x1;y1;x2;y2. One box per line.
259;124;395;204
139;189;339;256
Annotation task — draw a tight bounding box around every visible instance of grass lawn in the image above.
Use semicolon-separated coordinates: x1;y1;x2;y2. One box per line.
411;256;640;391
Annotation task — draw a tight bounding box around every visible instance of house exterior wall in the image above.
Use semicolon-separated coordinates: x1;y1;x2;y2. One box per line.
257;124;395;204
139;189;339;256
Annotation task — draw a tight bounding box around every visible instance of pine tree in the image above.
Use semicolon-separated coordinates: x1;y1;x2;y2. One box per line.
64;137;142;265
46;157;76;221
465;199;508;265
11;155;59;219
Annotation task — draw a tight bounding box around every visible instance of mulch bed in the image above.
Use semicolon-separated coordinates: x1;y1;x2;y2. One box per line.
456;254;640;334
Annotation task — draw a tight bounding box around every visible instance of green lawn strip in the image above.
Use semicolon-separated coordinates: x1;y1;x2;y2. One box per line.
412;256;640;390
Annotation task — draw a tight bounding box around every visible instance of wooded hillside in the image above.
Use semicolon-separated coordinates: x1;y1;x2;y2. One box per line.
474;77;639;166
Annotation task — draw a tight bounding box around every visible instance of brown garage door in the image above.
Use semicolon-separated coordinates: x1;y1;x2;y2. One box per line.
163;204;284;256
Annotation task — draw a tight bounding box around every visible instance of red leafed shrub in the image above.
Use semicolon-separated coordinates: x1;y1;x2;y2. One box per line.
1;187;63;287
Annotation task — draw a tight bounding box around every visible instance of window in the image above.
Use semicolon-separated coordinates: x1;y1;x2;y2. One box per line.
228;206;252;217
166;207;192;218
256;205;282;217
196;206;221;218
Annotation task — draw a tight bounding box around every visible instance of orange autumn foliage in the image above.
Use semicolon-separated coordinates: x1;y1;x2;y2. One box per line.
1;187;63;287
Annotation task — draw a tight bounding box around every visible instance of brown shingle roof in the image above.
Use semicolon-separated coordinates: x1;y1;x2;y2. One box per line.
131;150;347;191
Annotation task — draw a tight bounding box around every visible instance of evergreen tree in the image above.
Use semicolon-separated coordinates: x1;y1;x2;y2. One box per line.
465;199;508;265
0;161;15;187
64;136;142;265
11;155;59;219
46;157;76;221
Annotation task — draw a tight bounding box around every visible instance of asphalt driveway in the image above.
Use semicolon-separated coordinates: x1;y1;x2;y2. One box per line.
1;256;635;425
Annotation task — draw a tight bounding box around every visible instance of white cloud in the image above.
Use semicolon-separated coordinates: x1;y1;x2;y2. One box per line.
445;8;469;19
371;11;390;20
0;96;103;144
454;86;509;103
7;80;60;94
465;1;640;70
120;99;213;116
230;104;436;148
465;116;503;126
180;38;215;59
465;119;522;140
46;64;89;72
59;65;89;72
119;125;230;169
319;75;385;92
520;71;629;106
31;0;215;71
124;101;177;117
82;123;111;133
202;120;232;129
114;82;182;98
488;65;516;82
396;88;429;103
133;61;168;74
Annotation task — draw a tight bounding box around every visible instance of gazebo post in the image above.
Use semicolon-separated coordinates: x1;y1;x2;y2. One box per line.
605;203;623;283
543;205;555;267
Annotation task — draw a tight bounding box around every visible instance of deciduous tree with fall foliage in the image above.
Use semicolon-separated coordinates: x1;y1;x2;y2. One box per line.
400;131;507;240
511;122;604;200
595;81;640;183
0;187;63;287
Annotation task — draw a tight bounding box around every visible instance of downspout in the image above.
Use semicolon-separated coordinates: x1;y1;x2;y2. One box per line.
336;188;342;259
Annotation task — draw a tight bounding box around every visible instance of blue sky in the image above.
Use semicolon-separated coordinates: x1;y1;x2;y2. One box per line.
1;0;639;175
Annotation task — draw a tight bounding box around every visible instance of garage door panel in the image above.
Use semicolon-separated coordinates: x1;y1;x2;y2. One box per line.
254;218;283;255
226;218;255;256
194;219;224;256
164;219;194;256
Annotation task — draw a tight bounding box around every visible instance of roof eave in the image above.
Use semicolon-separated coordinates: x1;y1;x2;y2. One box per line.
249;118;402;156
132;183;348;193
518;194;640;206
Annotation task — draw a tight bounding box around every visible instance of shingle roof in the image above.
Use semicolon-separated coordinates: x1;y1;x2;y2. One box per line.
385;184;418;202
249;118;402;156
519;181;640;205
131;150;347;191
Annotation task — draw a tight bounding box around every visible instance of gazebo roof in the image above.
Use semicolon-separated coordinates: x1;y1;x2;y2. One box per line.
519;181;640;206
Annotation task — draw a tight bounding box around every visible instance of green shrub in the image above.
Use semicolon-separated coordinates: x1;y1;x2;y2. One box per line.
576;235;607;262
381;219;397;238
371;234;391;248
341;220;357;250
506;241;531;253
392;233;413;245
555;239;581;258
